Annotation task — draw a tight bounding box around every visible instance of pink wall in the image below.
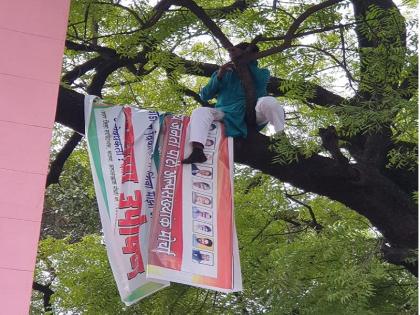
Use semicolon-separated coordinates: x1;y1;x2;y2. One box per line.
0;1;70;314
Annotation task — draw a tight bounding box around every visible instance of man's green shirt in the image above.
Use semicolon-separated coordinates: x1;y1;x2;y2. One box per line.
199;61;270;138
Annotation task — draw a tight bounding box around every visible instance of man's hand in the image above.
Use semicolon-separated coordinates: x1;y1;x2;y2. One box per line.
217;62;234;80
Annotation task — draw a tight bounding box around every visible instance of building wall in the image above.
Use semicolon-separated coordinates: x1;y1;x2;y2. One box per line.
0;1;70;313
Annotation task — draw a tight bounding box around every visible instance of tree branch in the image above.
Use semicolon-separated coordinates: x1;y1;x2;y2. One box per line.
141;0;174;29
64;37;345;109
233;131;417;252
254;21;357;43
181;86;212;107
285;192;323;231
319;125;349;164
93;1;145;26
65;40;117;57
46;132;83;187
173;0;233;48
252;0;346;60
339;24;356;90
32;281;54;312
62;56;104;85
290;44;356;83
381;243;418;277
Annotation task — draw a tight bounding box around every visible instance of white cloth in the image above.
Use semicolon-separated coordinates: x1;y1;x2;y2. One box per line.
189;96;285;145
255;96;285;133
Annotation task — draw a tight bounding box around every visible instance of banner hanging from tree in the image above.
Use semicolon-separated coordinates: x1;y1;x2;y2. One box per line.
85;96;242;305
147;115;242;292
85;96;169;306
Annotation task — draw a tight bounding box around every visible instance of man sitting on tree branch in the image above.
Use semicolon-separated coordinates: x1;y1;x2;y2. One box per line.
182;42;286;164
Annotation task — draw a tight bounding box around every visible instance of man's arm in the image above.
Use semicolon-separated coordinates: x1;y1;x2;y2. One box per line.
199;63;233;101
199;72;220;101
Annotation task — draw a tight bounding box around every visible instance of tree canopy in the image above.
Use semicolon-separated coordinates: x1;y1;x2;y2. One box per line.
33;0;418;313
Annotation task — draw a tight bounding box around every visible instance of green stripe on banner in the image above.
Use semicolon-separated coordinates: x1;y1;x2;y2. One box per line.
87;107;110;217
125;282;165;303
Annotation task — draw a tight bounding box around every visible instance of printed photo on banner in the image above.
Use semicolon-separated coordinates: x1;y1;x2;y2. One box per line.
208;123;217;136
193;221;213;236
192;192;213;208
202;150;213;165
202;151;214;165
191;164;213;179
192;249;214;265
193;234;214;251
192;206;213;223
205;137;216;149
192;178;213;193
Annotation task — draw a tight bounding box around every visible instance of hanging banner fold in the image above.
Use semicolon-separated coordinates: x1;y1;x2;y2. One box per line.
84;96;169;305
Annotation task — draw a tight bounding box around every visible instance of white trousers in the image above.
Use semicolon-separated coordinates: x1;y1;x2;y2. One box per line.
189;96;285;145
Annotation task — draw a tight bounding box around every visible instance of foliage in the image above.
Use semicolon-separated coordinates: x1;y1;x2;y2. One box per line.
43;130;100;241
32;168;417;314
33;0;418;313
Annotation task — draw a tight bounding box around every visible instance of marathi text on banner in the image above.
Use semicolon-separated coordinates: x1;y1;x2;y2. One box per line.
85;96;169;305
147;115;242;292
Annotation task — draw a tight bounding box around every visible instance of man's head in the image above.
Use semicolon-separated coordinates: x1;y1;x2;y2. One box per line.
228;42;259;60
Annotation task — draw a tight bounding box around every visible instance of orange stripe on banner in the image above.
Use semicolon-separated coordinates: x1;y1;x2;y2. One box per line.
193;124;233;288
215;124;233;288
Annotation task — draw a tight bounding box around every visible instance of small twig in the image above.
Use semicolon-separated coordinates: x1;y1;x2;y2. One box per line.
339;24;356;91
93;1;145;26
263;227;309;238
120;71;141;106
212;292;218;307
254;21;358;43
83;4;91;41
194;291;210;315
284;190;306;197
291;44;356;83
285;191;323;231
250;219;275;243
251;0;347;60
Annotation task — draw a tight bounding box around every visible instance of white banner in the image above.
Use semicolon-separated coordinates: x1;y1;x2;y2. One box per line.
85;96;169;305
